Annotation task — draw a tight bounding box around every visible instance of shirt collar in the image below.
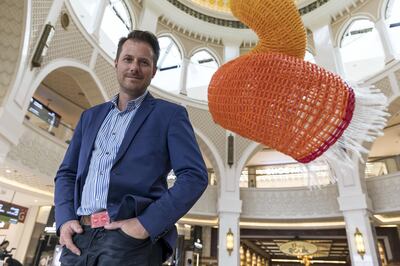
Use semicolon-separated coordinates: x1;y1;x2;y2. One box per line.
111;90;148;112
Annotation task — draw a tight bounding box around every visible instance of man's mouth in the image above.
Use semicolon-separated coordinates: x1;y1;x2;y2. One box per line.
126;75;142;80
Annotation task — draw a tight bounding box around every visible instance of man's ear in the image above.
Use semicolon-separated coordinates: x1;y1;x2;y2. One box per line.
152;66;157;77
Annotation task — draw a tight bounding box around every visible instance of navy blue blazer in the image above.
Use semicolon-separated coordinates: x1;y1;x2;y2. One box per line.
54;93;208;259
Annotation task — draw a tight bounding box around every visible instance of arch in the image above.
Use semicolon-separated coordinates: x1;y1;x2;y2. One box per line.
186;48;220;101
235;142;263;189
338;17;385;81
334;15;377;47
68;0;103;34
156;31;186;59
99;0;134;58
188;46;222;67
382;0;400;55
193;127;225;184
380;0;392;20
28;59;107;112
152;34;183;94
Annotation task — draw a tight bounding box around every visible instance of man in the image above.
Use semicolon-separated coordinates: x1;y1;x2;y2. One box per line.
54;30;208;265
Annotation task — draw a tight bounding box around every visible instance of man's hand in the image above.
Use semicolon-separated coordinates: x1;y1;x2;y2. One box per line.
59;220;83;256
104;218;149;239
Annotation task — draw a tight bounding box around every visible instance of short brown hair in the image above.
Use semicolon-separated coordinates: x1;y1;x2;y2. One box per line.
116;30;160;66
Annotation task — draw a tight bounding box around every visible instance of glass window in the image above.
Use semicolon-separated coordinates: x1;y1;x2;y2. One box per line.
304;50;316;64
186;50;219;101
69;0;102;33
385;0;400;55
340;19;385;81
151;36;182;94
99;0;132;58
239;169;249;188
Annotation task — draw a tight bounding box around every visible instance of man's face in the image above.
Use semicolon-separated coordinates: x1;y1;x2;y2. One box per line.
115;40;157;98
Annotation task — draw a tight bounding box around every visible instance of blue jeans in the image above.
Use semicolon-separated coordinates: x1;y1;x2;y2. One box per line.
59;226;163;266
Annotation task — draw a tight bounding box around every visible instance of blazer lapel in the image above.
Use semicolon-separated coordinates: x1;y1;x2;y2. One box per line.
112;93;155;167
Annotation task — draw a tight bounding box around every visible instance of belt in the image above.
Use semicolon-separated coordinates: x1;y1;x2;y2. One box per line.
80;211;110;228
80;215;91;226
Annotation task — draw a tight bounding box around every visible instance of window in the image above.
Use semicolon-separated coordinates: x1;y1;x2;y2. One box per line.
385;0;400;55
340;19;385;81
99;0;133;58
151;36;182;93
186;50;219;101
69;0;102;33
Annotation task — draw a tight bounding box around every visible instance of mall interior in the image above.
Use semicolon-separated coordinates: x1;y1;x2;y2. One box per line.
0;0;399;265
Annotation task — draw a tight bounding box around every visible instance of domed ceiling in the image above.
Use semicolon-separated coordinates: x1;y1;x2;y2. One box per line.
179;0;329;17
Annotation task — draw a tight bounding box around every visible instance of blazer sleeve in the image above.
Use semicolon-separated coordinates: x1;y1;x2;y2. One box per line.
137;106;208;242
54;112;85;234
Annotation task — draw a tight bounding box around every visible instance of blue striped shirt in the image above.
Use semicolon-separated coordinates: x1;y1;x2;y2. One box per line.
77;91;148;216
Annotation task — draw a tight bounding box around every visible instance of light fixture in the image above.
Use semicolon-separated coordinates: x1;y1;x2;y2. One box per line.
227;134;234;167
226;228;234;255
31;23;55;68
354;227;366;259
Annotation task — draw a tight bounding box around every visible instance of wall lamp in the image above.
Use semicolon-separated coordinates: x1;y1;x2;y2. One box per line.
227;134;234;167
32;23;55;68
226;228;234;255
354;227;366;259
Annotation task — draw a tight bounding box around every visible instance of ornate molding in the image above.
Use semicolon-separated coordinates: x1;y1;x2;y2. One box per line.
367;173;400;213
241;185;341;219
166;0;331;28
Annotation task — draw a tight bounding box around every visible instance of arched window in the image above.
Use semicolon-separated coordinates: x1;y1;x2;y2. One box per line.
304;49;316;64
186;50;219;101
69;0;102;33
340;19;385;81
151;36;182;93
99;0;133;58
385;0;400;55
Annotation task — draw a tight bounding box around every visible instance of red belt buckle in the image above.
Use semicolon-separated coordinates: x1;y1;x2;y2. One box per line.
90;211;110;228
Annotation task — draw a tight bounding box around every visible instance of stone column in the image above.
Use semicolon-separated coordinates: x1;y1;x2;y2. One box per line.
218;132;242;266
179;57;190;95
375;18;396;63
337;156;381;265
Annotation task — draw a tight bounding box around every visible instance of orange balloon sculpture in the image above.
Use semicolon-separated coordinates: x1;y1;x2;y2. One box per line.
208;0;387;168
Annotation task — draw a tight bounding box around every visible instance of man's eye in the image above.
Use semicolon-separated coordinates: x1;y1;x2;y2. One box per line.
140;61;149;65
123;58;132;62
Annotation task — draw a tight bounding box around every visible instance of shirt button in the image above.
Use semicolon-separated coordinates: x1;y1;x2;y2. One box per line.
106;152;110;155
100;172;104;175
112;132;116;136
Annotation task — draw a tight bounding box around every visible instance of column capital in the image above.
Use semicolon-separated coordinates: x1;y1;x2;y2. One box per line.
218;198;242;214
337;193;373;212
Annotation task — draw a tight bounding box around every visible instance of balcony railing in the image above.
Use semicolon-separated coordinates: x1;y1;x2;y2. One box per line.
366;155;400;177
24;113;74;144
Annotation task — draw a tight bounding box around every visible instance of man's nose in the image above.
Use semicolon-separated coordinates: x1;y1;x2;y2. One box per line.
129;61;140;72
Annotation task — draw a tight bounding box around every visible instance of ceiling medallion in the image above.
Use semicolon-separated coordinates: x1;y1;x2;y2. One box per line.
279;241;318;256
